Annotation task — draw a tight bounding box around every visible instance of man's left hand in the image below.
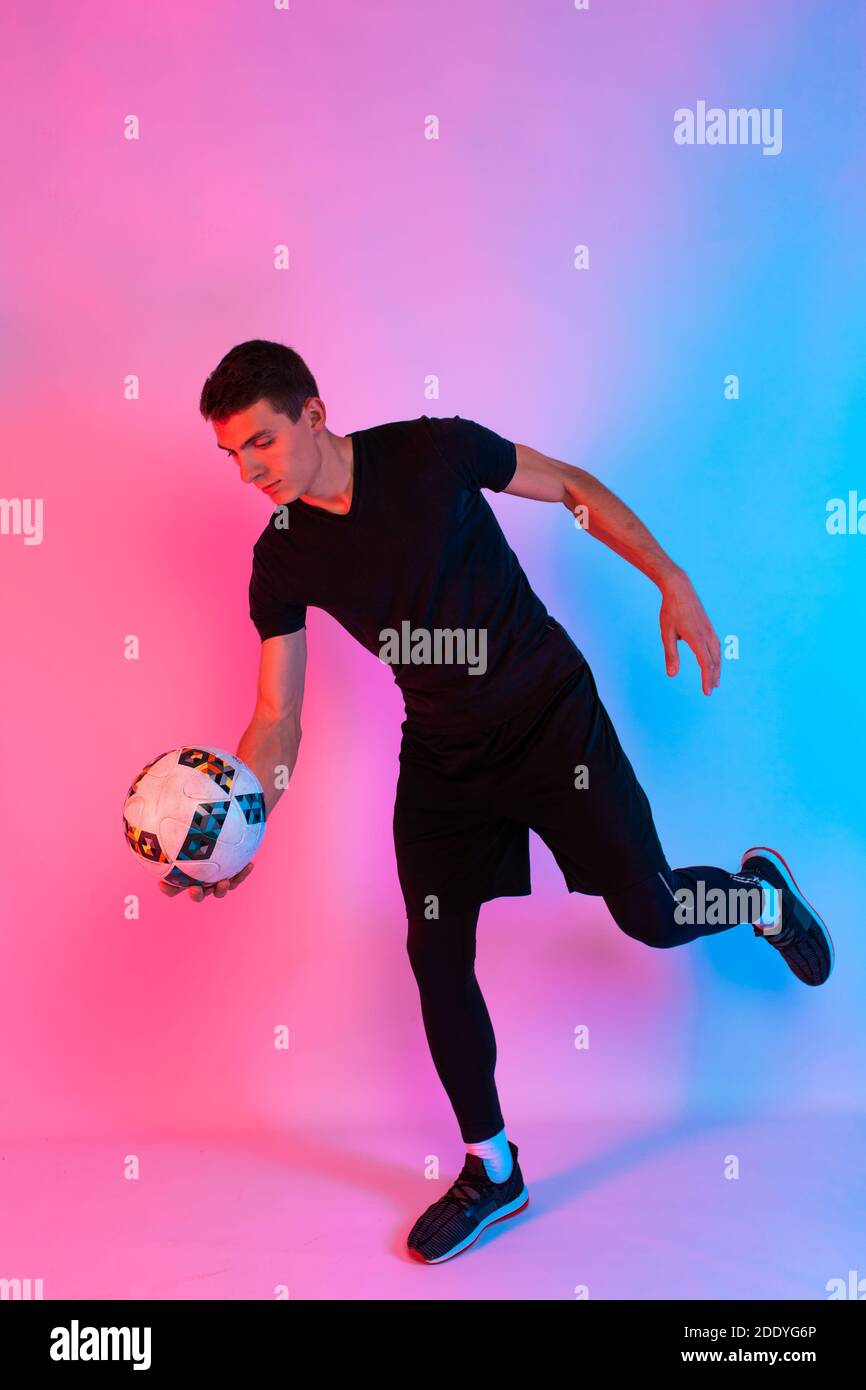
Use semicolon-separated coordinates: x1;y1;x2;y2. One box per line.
659;571;721;696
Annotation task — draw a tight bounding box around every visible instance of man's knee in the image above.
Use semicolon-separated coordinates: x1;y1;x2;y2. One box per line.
406;910;478;982
604;874;680;949
406;915;440;975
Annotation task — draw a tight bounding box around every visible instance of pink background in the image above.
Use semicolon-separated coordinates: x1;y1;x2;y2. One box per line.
1;0;863;1297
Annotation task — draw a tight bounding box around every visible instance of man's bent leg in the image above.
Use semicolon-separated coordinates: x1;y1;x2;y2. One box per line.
406;905;506;1144
605;864;767;948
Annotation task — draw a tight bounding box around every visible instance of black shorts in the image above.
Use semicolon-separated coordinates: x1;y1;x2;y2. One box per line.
392;649;668;916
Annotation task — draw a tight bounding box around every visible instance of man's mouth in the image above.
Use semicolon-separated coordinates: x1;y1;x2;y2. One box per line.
263;481;280;495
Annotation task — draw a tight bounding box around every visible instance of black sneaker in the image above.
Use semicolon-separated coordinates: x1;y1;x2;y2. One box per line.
740;846;835;986
407;1141;529;1264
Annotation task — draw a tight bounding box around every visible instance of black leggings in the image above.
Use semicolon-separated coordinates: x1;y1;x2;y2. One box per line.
406;864;765;1143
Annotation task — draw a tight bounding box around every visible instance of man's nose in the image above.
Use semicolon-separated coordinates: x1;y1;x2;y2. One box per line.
240;457;264;484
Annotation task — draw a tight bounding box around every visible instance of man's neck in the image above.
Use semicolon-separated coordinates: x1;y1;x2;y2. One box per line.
300;431;354;515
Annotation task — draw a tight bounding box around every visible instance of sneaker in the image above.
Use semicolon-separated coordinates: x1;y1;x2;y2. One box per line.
407;1140;529;1263
740;846;835;986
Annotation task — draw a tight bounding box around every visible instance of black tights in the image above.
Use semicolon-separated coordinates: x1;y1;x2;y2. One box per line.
406;864;766;1143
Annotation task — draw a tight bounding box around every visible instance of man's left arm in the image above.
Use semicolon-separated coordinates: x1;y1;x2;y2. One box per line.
503;443;721;696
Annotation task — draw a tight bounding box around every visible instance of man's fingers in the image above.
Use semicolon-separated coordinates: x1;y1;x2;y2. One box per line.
161;861;255;900
660;622;680;676
707;636;721;687
700;635;721;692
694;639;718;695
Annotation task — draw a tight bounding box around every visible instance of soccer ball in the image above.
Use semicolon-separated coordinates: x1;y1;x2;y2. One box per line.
122;746;267;888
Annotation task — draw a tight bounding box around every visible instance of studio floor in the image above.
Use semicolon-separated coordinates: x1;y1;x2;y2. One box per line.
2;1112;862;1301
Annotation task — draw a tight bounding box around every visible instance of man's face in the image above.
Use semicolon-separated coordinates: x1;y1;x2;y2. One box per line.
213;398;317;504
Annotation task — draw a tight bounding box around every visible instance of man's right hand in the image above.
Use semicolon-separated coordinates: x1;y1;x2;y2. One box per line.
158;862;255;902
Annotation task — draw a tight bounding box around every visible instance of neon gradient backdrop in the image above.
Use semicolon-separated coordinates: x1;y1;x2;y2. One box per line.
1;0;864;1150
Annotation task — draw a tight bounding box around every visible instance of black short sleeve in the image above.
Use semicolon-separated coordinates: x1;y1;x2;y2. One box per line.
426;415;517;493
248;538;307;641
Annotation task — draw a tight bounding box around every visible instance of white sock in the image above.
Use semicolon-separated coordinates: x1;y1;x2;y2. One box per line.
466;1127;513;1182
755;879;783;934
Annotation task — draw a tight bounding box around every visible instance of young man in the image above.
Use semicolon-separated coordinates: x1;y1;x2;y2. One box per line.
182;338;834;1265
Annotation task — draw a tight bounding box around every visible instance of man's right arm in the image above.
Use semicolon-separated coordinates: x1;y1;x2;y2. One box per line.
236;627;307;816
160;629;307;901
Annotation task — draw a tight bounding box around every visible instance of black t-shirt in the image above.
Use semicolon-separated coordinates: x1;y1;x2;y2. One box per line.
248;414;582;733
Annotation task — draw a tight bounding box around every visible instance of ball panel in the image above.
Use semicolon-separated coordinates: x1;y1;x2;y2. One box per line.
126;749;176;799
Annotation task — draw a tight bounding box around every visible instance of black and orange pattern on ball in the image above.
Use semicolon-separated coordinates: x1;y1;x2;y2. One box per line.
123;819;169;863
178;748;235;791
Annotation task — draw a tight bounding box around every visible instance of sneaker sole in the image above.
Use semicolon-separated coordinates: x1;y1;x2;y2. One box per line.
741;844;835;980
408;1188;530;1264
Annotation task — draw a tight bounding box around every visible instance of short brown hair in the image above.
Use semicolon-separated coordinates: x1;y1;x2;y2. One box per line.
199;339;319;424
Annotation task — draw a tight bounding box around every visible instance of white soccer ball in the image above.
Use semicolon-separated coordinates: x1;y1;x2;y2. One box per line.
122;746;267;887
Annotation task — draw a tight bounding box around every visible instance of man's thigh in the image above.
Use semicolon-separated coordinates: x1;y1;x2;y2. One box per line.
499;660;669;897
393;745;531;917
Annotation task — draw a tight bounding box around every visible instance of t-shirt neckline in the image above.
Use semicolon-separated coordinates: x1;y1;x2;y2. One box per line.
292;431;361;522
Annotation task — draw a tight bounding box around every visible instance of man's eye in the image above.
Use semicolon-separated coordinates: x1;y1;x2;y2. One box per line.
256;440;273;449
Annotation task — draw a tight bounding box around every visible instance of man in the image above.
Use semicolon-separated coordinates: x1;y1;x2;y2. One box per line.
174;338;834;1265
